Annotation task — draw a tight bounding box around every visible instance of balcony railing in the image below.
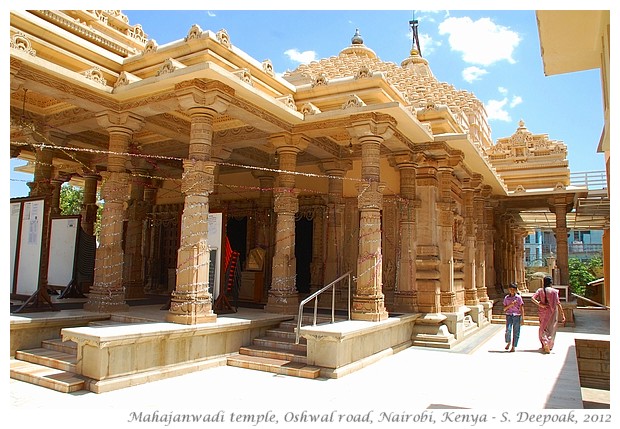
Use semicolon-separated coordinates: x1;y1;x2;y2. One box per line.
570;170;607;190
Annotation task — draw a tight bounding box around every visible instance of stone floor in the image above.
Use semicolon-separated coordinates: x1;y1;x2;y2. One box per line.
8;306;611;427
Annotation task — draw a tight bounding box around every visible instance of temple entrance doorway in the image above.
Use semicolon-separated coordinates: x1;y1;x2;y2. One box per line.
226;216;247;269
295;218;313;294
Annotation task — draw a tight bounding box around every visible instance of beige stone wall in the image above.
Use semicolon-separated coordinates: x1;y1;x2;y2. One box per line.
575;338;610;390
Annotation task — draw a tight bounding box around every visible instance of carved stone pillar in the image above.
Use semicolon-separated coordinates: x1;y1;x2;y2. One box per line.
309;203;325;295
142;180;157;292
437;157;459;313
123;158;149;299
50;173;70;216
484;198;497;294
414;157;440;313
265;134;309;315
473;182;492;325
27;140;56;296
210;146;233;211
348;117;393;322
80;173;100;236
475;185;490;302
85;112;144;313
167;81;232;324
507;219;517;285
515;228;528;291
392;152;419;313
253;171;276;298
550;197;570;285
462;178;478;306
321;160;351;307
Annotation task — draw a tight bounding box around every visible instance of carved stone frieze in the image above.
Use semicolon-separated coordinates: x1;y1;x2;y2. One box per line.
181;159;216;196
311;73;328;87
10;32;36;56
126;24;147;43
273;191;299;214
262;59;274;76
355;65;372;79
342;94;366;109
82;67;107;86
185;24;203;41
357;181;385;210
114;71;140;88
232;68;253;86
100;170;129;203
276;94;297;111
157;58;184;77
301;102;321;116
216;29;231;48
141;39;158;55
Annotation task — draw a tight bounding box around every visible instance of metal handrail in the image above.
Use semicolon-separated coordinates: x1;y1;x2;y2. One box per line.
295;271;352;344
571;292;610;309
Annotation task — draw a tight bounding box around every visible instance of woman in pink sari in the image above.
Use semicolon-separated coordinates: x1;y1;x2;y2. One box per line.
531;276;566;353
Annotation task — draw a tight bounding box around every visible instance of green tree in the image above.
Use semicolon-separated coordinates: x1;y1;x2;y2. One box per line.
59;184;83;215
59;183;102;241
568;257;595;296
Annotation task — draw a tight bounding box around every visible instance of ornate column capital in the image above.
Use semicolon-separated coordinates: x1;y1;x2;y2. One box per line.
269;133;310;153
175;79;233;114
390;150;423;169
320;159;353;175
95;111;145;134
347;113;396;140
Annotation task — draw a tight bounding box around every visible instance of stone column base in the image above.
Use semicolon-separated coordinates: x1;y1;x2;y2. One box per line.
264;290;299;315
165;294;217;325
392;291;418;313
480;301;494;324
411;313;456;349
351;295;388;321
165;311;217;325
84;295;130;313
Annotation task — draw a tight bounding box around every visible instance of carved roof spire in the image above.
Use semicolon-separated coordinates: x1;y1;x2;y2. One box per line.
339;28;377;58
351;28;364;45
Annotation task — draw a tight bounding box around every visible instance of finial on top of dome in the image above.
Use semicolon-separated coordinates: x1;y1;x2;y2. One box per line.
351;29;364;45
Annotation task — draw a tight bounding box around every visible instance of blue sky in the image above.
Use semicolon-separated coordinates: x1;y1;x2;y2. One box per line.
9;8;608;198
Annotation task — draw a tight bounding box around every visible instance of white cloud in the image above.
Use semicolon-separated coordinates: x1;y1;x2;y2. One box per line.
485;98;511;122
462;66;487;83
510;95;523;108
438;16;521;66
206;11;216;17
498;86;508;95
419;34;440;56
284;48;318;64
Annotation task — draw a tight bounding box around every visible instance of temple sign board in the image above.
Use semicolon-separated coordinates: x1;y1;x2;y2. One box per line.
10;198;45;297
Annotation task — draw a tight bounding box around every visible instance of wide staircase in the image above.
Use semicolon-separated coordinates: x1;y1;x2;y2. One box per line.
227;315;336;379
10;315;341;393
10;319;133;393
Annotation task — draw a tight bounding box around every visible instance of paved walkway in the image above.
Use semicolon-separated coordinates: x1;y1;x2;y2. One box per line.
8;309;611;428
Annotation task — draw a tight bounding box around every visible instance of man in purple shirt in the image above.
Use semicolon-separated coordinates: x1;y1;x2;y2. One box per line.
503;282;525;352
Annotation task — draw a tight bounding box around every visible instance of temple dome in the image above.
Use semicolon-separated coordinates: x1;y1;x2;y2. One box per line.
283;29;491;143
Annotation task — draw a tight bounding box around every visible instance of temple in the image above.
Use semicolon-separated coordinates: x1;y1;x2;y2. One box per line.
9;10;610;392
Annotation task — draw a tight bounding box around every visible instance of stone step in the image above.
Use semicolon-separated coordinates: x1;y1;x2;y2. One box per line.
88;320;132;327
264;328;307;343
280;317;344;331
10;359;86;393
227;353;321;379
41;338;77;354
14;347;78;372
252;336;308;353
239;344;307;363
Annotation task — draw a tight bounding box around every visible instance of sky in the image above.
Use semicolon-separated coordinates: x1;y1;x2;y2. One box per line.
8;6;611;198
